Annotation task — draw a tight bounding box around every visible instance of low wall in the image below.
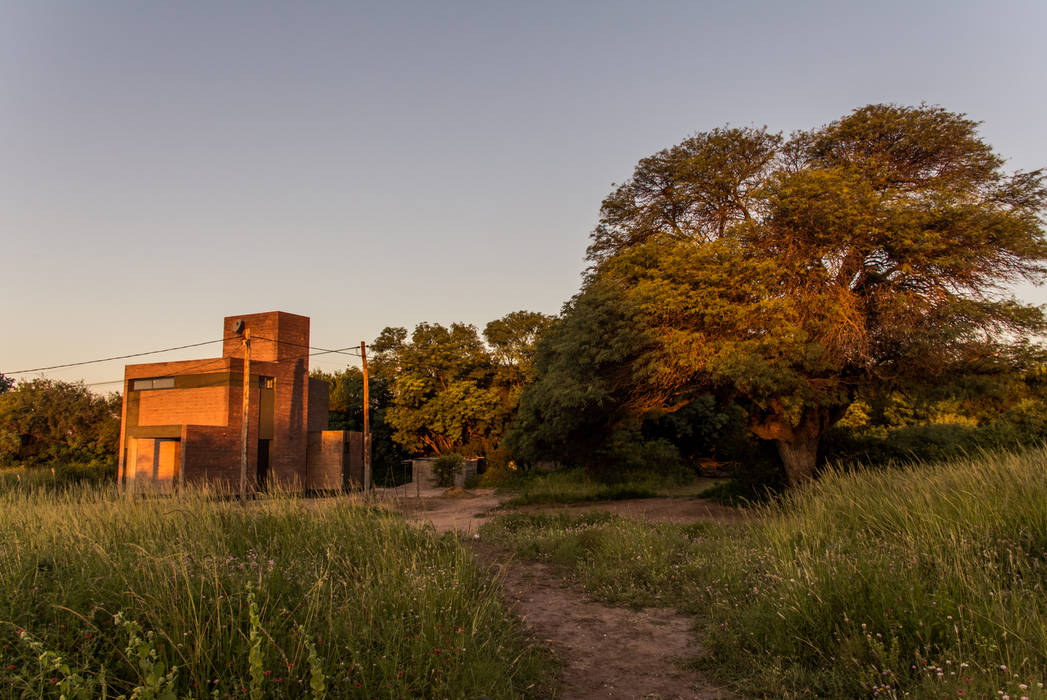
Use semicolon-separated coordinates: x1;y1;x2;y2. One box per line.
409;457;479;489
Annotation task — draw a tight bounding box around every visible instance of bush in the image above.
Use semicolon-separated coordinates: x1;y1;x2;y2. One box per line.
431;453;464;488
0;379;120;467
821;417;1047;469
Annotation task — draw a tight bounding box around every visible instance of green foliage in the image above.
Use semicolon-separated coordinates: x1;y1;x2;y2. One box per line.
17;628;94;699
499;469;666;506
300;626;327;700
0;374;13;394
117;612;179;700
483;310;553;385
484;447;1047;697
820;359;1047;467
247;587;265;700
372;311;551;458
0;487;552;698
560;104;1047;485
504;283;659;471
310;367;409;486
0;378;120;468
504;285;767;478
431;453;464;488
15;612;180;699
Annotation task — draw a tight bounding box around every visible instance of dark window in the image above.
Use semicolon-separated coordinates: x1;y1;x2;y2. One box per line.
132;377;175;391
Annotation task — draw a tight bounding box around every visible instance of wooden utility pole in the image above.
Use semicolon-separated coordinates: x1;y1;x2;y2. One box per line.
240;329;251;502
360;341;371;491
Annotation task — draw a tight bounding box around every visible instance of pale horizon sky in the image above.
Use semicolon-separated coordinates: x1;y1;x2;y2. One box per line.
3;1;1046;389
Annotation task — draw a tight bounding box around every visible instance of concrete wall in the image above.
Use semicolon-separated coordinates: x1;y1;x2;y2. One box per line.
409;457;479;489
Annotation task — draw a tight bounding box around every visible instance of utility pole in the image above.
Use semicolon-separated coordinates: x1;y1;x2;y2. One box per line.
240;329;251;502
360;341;371;491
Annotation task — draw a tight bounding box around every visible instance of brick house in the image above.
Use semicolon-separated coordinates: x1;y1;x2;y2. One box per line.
117;311;362;493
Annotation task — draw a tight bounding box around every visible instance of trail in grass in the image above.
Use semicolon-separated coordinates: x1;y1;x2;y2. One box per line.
399;488;737;698
475;545;734;700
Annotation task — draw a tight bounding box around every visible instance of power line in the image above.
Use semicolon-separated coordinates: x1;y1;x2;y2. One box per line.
6;333;364;391
4;338;234;375
68;341;365;389
251;335;362;357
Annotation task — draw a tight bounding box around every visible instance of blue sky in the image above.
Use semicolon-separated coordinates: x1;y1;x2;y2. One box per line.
2;0;1046;387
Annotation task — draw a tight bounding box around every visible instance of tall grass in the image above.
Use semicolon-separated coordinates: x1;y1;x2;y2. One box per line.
0;485;551;698
0;462;115;492
485;447;1047;698
499;468;680;507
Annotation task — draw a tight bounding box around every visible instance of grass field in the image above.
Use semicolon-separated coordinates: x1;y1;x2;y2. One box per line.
0;486;552;699
0;462;115;492
497;467;719;507
484;448;1047;698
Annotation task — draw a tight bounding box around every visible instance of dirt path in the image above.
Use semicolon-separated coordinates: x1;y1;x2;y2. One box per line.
479;547;733;699
396;490;738;699
391;486;503;533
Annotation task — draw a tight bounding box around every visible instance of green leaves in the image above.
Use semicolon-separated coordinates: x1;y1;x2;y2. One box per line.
567;103;1047;484
0;379;120;468
373;312;550;456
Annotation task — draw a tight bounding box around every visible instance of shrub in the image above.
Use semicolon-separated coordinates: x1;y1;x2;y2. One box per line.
431;453;464;488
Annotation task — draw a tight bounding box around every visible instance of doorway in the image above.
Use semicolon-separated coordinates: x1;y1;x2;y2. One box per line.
257;439;271;490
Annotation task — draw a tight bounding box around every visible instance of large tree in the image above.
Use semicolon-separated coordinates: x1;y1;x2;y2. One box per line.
372;311;551;456
584;104;1047;484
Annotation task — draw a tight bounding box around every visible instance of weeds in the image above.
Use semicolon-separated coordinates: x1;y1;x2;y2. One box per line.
499;468;678;506
0;485;551;698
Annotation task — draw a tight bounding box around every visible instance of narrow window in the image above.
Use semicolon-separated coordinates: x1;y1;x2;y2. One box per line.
131;377;175;391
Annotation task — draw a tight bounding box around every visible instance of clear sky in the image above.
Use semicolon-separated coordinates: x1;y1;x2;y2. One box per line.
3;0;1046;388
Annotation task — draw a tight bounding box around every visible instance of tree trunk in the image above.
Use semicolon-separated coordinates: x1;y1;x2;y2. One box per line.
750;402;847;487
775;432;819;487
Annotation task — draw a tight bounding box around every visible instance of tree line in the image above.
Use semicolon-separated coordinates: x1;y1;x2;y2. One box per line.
4;104;1045;489
337;104;1047;489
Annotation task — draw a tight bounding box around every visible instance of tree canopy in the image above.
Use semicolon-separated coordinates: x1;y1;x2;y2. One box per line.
0;379;121;467
372;311;552;457
531;104;1047;484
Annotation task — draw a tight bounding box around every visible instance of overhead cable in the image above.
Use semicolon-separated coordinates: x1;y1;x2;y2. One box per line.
4;338;234;375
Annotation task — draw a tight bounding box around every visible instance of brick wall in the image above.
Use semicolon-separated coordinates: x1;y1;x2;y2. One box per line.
119;311;330;492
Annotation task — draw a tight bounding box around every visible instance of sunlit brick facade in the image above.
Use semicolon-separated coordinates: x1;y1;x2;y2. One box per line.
117;311;361;493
